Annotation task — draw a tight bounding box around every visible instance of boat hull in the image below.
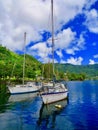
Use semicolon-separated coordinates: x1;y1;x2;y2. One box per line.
41;91;68;104
8;82;42;95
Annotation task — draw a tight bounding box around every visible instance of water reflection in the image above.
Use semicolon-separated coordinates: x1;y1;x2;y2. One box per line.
0;93;10;113
0;83;10;113
37;99;68;129
8;92;38;103
0;94;42;130
0;81;98;130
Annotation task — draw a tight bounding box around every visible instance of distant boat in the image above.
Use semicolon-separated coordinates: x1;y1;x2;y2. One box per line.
41;0;68;104
8;81;42;95
7;32;42;95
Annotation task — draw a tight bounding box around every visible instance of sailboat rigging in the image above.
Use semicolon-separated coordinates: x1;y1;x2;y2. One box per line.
23;32;26;86
51;0;55;79
41;0;68;104
7;32;42;95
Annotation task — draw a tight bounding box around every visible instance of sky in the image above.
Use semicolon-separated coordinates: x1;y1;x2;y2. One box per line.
0;0;98;65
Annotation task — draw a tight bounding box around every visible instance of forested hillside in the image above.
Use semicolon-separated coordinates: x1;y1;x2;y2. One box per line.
0;45;98;81
55;63;98;80
0;45;42;81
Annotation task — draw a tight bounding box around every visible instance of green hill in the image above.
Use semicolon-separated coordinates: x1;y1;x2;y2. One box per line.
0;45;98;81
55;63;98;79
0;45;42;81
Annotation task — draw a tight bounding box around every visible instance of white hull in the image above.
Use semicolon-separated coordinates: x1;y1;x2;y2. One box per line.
41;83;68;104
41;91;68;104
8;82;42;95
8;92;38;102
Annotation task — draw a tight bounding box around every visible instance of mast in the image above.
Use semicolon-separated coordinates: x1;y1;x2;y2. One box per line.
51;0;55;78
23;32;26;85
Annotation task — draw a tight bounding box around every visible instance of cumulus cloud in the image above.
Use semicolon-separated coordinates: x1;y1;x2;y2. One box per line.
94;54;98;58
66;32;86;55
67;56;83;65
0;0;93;50
61;56;83;65
84;9;98;33
0;0;50;50
89;59;95;64
55;28;76;50
29;27;86;63
56;49;63;58
30;42;51;63
0;0;97;63
31;27;86;62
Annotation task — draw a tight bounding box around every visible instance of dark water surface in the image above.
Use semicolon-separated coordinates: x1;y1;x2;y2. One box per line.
0;80;98;130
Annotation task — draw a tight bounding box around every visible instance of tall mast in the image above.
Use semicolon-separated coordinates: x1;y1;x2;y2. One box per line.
51;0;55;77
23;32;26;85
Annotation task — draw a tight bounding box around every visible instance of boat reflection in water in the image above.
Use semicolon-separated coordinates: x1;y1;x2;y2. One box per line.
37;99;68;128
8;92;38;103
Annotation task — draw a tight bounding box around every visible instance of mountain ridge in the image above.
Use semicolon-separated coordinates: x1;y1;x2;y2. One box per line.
55;63;98;77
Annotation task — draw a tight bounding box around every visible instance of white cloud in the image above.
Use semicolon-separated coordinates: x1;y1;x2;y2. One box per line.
53;0;87;30
56;49;63;58
67;57;83;65
0;0;94;51
0;0;50;51
31;28;85;62
0;0;97;64
89;59;95;64
84;0;97;10
94;54;98;58
85;9;98;33
77;33;86;49
61;56;83;65
66;33;86;55
30;42;50;62
55;28;76;50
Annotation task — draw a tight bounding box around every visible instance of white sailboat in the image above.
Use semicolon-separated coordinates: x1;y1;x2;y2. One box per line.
41;0;68;104
7;32;42;95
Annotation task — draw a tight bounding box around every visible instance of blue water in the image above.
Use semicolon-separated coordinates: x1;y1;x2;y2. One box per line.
0;80;98;130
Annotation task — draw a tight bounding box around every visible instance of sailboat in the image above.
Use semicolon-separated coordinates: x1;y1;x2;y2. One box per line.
7;32;42;95
41;0;68;104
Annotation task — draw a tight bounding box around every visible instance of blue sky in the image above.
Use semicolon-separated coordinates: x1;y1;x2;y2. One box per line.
0;0;98;65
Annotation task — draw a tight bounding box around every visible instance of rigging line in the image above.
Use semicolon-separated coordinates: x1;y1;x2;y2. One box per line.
51;0;55;77
23;32;26;86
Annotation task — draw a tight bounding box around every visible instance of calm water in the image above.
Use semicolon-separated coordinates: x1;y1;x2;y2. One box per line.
0;80;98;130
